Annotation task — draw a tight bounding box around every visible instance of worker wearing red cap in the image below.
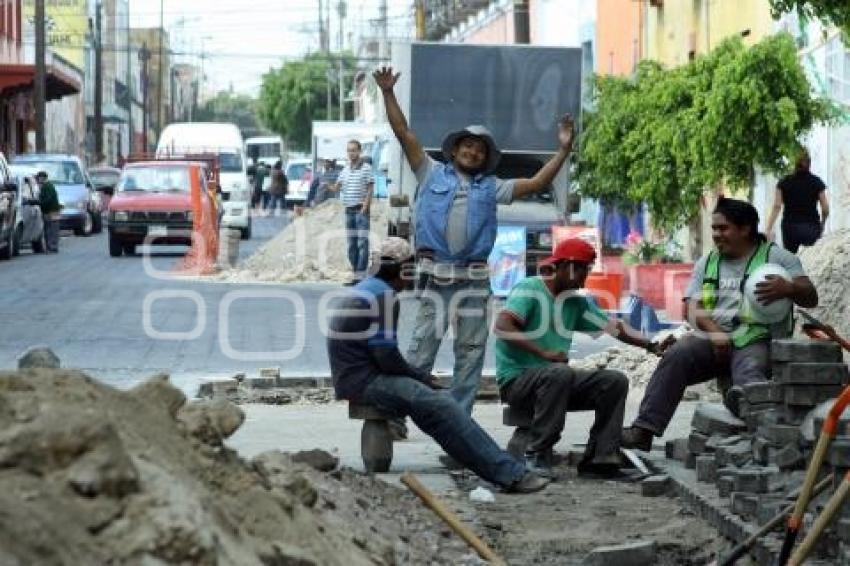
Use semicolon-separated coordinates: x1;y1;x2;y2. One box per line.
494;238;668;479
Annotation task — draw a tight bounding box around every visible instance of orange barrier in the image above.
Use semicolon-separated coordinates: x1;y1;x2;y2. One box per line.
585;272;624;310
175;164;219;275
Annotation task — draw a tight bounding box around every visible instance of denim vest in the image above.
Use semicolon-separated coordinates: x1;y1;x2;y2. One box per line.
414;161;498;263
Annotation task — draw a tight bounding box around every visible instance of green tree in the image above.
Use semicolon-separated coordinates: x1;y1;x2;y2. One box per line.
577;33;835;231
194;91;265;138
769;0;850;39
258;52;356;151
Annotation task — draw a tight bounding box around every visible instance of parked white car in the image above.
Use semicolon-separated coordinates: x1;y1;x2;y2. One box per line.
284;159;313;205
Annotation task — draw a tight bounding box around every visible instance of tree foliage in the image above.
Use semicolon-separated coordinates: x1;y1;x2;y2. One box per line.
194;91;264;138
577;33;835;231
258;53;356;151
769;0;850;38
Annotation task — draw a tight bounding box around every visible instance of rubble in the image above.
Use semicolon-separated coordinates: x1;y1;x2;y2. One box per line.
217;199;389;284
0;368;483;564
798;230;850;359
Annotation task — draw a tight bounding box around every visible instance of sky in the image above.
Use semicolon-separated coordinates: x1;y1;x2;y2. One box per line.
130;0;414;97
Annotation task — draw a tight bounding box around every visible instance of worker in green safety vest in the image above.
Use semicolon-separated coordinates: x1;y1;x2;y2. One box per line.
621;198;818;451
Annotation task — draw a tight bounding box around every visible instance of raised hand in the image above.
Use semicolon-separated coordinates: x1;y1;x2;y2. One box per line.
373;66;400;93
558;113;575;150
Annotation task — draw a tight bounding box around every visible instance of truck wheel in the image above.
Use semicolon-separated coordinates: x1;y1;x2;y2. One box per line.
122;243;135;255
240;218;251;240
109;234;123;257
0;228;12;260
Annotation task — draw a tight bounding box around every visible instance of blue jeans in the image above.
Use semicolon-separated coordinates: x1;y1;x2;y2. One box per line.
44;218;60;252
407;275;491;415
267;194;286;213
345;206;370;277
360;374;525;487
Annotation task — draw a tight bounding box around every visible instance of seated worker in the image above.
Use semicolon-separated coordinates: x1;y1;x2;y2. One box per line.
494;238;669;479
326;237;549;494
622;198;818;451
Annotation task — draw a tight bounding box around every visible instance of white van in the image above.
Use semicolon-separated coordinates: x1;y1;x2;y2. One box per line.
245;136;283;168
156;122;252;239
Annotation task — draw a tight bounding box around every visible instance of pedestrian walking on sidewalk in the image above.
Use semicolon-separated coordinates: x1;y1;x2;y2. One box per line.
373;65;575;416
332;141;373;284
326;236;549;494
495;238;668;479
765;149;830;253
622;198;819;452
36;171;60;253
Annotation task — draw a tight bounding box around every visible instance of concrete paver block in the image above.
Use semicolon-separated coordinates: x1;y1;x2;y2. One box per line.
696;455;717;483
665;438;690;462
771;339;842;363
743;382;785;404
773;363;849;385
771;444;804;470
826;438;850;468
640;475;670;497
784;385;844;407
584;540;657;566
692;403;746;436
733;467;776;494
758;424;801;446
17;346;60;369
731;492;759;519
716;440;753;468
688;432;709;454
718;476;735;498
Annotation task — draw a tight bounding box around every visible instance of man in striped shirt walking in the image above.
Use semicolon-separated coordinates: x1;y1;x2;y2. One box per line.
333;140;374;283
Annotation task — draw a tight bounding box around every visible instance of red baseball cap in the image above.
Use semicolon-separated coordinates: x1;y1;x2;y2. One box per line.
540;238;596;267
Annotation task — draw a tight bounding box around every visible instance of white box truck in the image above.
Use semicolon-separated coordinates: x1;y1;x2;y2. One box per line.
387;41;582;274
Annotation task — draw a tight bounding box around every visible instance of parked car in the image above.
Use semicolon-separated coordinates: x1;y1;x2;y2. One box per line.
11;175;45;255
11;154;103;236
0;151;21;259
108;160;218;257
88;166;121;211
284;158;313;206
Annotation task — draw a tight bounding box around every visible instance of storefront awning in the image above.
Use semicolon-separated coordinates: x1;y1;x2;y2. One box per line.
0;64;80;101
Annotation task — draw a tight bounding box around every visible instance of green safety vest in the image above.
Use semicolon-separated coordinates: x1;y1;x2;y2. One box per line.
701;241;784;349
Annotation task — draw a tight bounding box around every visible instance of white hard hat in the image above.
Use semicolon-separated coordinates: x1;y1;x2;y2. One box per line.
743;263;793;324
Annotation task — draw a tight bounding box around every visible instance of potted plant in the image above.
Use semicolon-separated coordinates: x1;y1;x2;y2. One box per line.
623;232;676;310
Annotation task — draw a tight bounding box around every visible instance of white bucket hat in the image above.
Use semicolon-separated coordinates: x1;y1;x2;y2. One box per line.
441;125;501;175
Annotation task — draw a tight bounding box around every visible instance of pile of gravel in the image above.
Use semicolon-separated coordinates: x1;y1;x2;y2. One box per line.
219;199;389;284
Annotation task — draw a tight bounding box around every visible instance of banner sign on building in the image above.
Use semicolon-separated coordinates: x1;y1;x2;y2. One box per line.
23;0;88;70
488;225;527;296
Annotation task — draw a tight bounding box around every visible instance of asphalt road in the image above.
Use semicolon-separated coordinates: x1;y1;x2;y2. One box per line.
0;213;616;396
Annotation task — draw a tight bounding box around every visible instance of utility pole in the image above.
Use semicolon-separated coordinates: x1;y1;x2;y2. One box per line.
34;0;46;152
317;0;327;53
338;59;344;121
156;0;164;138
94;1;103;161
378;0;388;59
336;1;345;52
414;0;426;40
126;1;133;155
139;43;151;152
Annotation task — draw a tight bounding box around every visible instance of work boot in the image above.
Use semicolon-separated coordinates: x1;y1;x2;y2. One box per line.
620;426;653;452
387;418;408;441
524;451;558;480
724;385;744;418
505;471;550;494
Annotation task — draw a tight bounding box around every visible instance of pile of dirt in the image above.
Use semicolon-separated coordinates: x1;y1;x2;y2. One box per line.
798;229;850;349
219;200;389;284
0;368;479;564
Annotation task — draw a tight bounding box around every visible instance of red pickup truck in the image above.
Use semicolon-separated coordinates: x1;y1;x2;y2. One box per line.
107;160;218;257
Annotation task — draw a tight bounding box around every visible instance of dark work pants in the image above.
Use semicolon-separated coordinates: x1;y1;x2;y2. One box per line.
44;218;60;252
633;334;770;435
781;221;821;254
501;364;629;463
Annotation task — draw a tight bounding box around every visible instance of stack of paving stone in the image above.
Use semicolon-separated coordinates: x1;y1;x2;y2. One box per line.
658;338;850;562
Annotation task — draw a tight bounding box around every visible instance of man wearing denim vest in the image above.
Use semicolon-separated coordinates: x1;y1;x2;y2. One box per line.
374;66;575;417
